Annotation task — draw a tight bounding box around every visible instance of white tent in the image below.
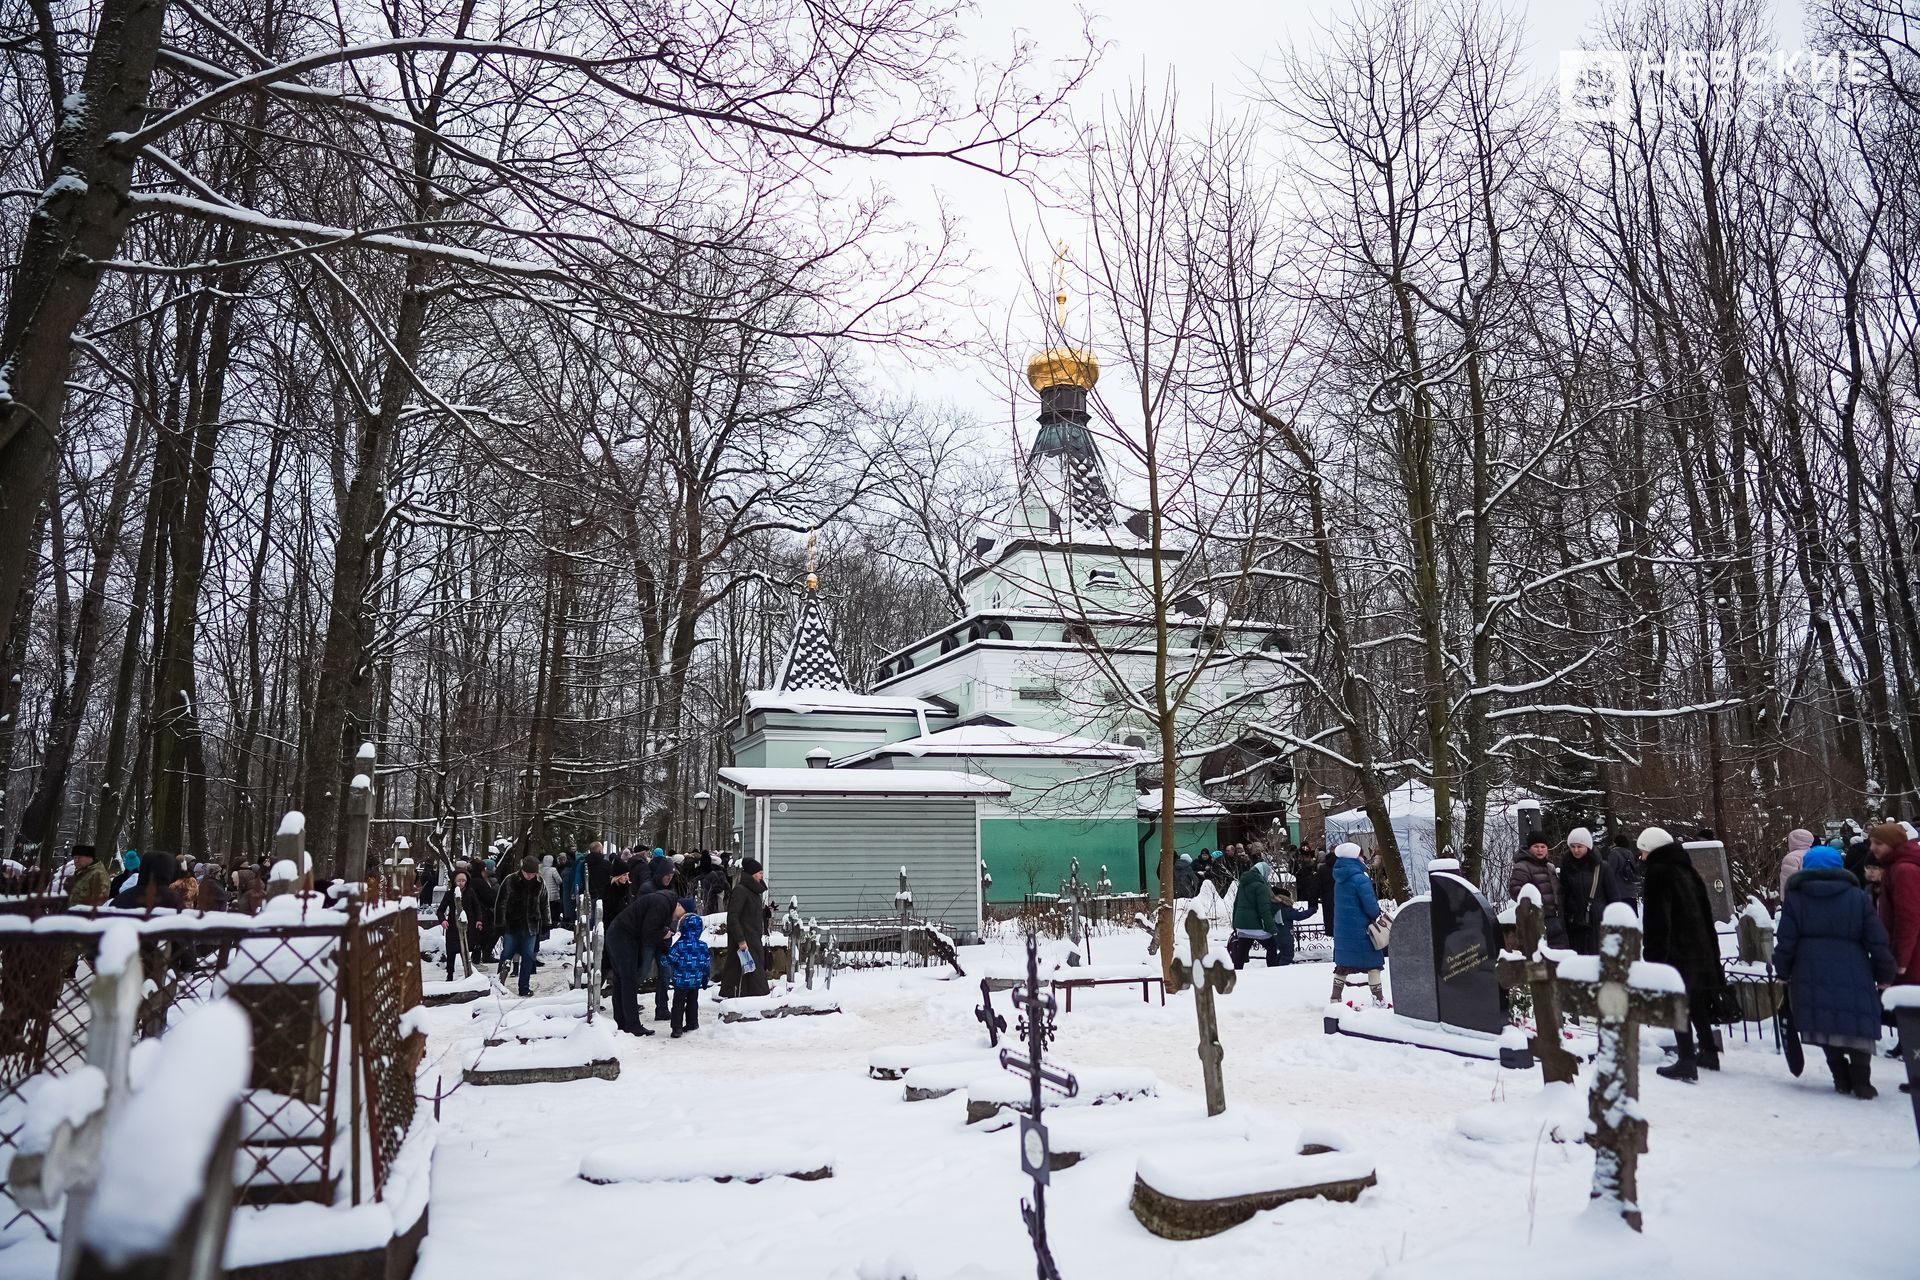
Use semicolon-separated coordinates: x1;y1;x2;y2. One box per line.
1323;781;1541;896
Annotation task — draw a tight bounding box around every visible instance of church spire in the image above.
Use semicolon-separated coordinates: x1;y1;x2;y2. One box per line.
1024;244;1114;531
775;530;850;692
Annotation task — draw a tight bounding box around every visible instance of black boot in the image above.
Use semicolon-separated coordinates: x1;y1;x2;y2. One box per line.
1656;1059;1698;1083
1850;1052;1877;1101
1827;1048;1855;1095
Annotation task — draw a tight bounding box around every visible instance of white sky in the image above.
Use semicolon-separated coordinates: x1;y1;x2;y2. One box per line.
854;0;1803;446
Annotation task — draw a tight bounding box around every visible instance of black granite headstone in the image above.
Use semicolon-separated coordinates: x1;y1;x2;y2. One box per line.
1684;840;1734;921
1429;868;1504;1034
1387;899;1438;1023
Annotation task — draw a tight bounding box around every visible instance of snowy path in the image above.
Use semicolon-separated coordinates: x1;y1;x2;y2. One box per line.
413;940;1920;1279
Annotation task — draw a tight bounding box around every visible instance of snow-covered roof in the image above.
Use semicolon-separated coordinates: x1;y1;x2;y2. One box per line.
841;724;1143;765
744;690;948;716
1136;787;1229;818
716;767;1011;798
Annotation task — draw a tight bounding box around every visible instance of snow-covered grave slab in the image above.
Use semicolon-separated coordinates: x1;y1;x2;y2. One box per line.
1454;1081;1589;1145
484;1014;584;1046
964;1065;1158;1126
578;1142;834;1186
1324;1002;1517;1061
1129;1139;1377;1240
901;1059;998;1102
1041;1106;1254;1172
867;1039;987;1081
716;989;841;1022
468;990;588;1020
462;1022;619;1085
423;970;492;1006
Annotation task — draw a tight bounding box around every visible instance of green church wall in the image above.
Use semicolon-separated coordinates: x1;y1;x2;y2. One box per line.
980;816;1218;902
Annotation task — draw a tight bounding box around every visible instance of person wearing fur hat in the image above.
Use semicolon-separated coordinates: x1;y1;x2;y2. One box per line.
1775;844;1894;1098
1328;842;1387;1006
1638;827;1730;1082
722;857;771;998
1868;821;1920;986
1779;828;1815;901
65;845;111;908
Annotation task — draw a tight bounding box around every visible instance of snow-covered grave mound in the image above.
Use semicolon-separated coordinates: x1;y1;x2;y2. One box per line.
578;1142;834;1185
423;970;492;1005
964;1065;1158;1126
468;990;587;1021
716;989;841;1022
1454;1081;1590;1145
1325;1002;1517;1061
462;1022;619;1085
1130;1139;1377;1240
867;1039;987;1081
900;1059;999;1102
538;927;573;956
484;1014;584;1046
1041;1105;1254;1171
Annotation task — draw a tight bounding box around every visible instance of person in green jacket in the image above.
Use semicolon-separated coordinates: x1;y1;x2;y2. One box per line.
1227;859;1314;968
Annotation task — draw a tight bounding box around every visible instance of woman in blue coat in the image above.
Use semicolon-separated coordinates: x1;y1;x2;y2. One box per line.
1329;843;1387;1006
1774;845;1895;1099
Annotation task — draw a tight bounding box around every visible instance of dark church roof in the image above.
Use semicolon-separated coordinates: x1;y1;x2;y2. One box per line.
775;588;850;693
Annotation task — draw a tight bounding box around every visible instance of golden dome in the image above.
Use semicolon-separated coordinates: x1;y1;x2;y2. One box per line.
1026;346;1100;393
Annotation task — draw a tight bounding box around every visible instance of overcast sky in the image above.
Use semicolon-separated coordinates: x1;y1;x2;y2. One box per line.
844;0;1807;454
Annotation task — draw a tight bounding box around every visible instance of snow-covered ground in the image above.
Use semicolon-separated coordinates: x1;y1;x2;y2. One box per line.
406;936;1916;1279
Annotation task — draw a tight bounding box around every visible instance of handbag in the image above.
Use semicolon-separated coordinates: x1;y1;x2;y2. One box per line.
1778;991;1804;1077
737;942;757;975
1366;910;1393;951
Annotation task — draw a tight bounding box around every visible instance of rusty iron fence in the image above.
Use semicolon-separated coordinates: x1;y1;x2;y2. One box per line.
0;894;424;1237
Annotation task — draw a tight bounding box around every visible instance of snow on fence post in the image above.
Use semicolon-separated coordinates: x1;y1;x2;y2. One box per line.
343;742;376;886
271;810;306;899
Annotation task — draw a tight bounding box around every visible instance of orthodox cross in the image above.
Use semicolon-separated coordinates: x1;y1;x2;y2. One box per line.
805;527;819;592
1553;909;1686;1232
1167;911;1237;1116
976;978;1008;1048
1000;932;1078;1280
1052;239;1070;330
1496;889;1578;1084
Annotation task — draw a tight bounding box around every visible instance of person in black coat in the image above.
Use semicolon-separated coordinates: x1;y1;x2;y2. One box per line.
607;864;678;1031
1638;828;1729;1081
722;858;771;998
1559;827;1608;955
109;851;183;912
1774;845;1896;1099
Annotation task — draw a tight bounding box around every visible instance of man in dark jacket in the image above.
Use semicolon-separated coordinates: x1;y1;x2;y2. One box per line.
494;856;550;997
1775;845;1895;1098
606;864;677;1028
1639;827;1729;1081
110;851;182;912
1602;829;1641;903
1559;827;1606;955
1507;836;1567;948
723;858;771;998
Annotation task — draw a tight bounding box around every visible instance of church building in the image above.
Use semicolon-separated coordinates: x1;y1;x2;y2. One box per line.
720;321;1299;923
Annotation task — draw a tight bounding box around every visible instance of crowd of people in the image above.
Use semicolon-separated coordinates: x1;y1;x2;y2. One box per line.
432;840;768;1039
1175;816;1919;1097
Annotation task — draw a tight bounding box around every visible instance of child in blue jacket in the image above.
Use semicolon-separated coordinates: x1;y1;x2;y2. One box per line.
667;899;711;1037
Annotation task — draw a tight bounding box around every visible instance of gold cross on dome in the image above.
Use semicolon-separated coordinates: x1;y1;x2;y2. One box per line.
1053;240;1070;330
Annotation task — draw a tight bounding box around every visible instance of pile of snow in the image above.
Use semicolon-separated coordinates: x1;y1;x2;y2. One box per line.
1135;1143;1375;1201
579;1142;833;1185
867;1040;986;1079
423;971;492;1000
82;1002;251;1267
1454;1082;1589;1145
1884;985;1920;1012
966;1065;1157;1111
900;1060;992;1100
463;1021;616;1072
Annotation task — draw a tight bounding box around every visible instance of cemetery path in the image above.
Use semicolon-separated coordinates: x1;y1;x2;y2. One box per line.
408;940;1919;1280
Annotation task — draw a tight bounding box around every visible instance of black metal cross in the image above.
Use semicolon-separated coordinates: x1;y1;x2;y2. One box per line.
999;932;1078;1280
976;978;1008;1048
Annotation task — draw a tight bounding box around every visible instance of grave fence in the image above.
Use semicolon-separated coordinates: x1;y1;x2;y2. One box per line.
0;894;423;1238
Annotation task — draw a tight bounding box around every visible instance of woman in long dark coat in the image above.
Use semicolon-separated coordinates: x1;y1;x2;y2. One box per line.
722;858;771;998
1774;845;1895;1099
1638;828;1730;1082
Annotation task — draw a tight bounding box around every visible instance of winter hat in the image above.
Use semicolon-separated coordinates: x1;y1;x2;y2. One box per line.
677;895;696;914
1636;826;1673;854
1565;827;1593;849
1785;828;1815;854
742;858;764;877
1177;853;1193;864
1801;846;1844;872
1868;822;1908;851
519;854;540;874
123;850;139;870
1334;842;1362;859
71;844;96;862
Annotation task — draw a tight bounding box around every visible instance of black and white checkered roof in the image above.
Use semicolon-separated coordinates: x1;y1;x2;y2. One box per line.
775;590;850;692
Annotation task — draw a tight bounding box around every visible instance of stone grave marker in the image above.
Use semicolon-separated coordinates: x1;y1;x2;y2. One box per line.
1554;907;1686;1232
1683;839;1735;921
1167;911;1237;1117
1386;898;1438;1022
1429;863;1505;1034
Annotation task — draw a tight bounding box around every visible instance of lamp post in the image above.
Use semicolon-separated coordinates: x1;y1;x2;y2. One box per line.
694;790;710;851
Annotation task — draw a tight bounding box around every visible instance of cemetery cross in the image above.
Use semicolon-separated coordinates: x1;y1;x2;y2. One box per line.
1495;889;1578;1084
976;978;1008;1048
999;931;1078;1280
1552;905;1686;1232
1167;910;1237;1116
